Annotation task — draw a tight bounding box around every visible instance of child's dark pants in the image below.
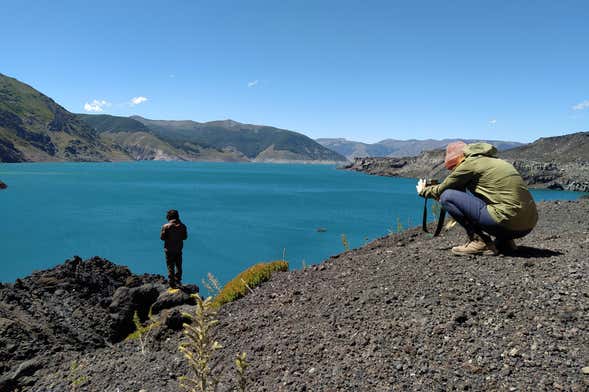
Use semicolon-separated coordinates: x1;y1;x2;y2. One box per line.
165;251;183;288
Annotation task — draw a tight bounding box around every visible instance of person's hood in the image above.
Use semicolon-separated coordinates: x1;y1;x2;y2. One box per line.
464;142;498;158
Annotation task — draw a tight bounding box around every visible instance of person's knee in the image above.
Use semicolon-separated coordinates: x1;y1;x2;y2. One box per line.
439;189;460;206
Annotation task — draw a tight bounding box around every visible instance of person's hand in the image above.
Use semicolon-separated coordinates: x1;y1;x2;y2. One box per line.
416;178;426;196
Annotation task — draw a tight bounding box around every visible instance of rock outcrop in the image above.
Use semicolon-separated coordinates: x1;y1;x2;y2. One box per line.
0;256;197;390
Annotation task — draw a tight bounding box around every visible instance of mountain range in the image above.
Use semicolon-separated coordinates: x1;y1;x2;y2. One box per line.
0;73;345;163
2;72;579;170
316;138;524;159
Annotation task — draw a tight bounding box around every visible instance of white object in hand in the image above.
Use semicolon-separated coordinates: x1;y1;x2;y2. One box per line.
416;178;426;195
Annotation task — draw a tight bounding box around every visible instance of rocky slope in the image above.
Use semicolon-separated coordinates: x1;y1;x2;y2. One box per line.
0;74;130;162
344;132;589;192
317;137;523;160
2;200;588;391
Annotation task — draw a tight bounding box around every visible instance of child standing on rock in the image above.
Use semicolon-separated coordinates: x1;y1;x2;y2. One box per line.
160;209;188;288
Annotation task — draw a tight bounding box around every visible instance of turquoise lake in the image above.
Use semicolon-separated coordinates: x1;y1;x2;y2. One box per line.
0;162;584;284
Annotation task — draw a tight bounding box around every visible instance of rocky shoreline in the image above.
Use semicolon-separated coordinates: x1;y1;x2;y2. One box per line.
1;200;588;391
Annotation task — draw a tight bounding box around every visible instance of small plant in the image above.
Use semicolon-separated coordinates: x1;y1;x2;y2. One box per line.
179;295;222;392
214;261;288;306
235;352;249;392
126;310;159;355
341;234;350;251
68;360;89;391
431;201;442;221
180;296;253;392
396;217;404;233
202;272;222;297
71;375;88;390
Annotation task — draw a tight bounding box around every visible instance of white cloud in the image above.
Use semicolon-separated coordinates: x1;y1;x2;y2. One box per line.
130;96;148;106
572;100;589;111
247;80;259;88
83;99;110;113
489;119;497;126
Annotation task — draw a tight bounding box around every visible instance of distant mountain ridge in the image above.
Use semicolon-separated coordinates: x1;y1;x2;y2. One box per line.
317;137;524;159
130;116;346;162
77;114;346;162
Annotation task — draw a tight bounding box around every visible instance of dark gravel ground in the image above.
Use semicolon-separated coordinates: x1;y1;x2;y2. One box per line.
6;200;589;391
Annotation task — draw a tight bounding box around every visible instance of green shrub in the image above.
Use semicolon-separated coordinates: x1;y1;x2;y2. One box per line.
214;261;288;306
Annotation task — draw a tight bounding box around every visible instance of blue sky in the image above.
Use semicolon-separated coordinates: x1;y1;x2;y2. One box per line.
1;0;588;143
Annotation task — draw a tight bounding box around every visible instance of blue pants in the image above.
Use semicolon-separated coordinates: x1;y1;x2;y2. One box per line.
439;189;531;243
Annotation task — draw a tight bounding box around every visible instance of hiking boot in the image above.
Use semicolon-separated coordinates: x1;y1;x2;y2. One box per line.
451;239;498;256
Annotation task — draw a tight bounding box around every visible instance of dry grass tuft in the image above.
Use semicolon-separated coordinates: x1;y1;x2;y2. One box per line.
213;261;288;306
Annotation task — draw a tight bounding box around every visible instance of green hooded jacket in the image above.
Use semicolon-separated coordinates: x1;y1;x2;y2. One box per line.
422;143;538;231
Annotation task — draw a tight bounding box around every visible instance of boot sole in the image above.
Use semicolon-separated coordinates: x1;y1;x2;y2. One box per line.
451;249;498;256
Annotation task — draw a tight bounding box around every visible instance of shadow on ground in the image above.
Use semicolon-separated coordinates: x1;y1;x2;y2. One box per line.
506;246;563;258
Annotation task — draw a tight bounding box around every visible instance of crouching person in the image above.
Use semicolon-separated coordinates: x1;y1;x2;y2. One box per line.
417;142;538;256
161;209;188;288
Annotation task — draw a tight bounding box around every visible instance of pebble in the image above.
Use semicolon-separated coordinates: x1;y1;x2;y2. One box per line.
582;366;589;374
